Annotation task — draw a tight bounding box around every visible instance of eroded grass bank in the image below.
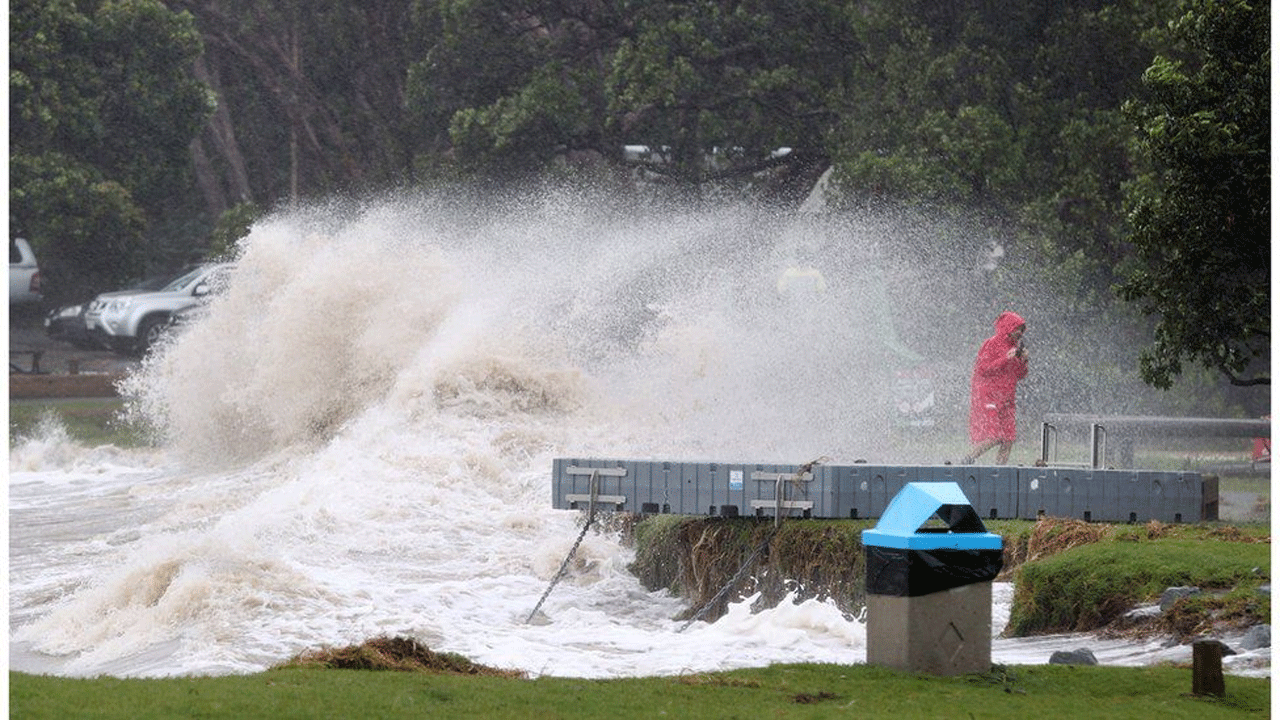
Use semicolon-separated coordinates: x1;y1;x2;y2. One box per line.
628;514;1270;637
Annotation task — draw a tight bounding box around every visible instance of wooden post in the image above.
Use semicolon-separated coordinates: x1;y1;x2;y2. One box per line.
1192;639;1225;697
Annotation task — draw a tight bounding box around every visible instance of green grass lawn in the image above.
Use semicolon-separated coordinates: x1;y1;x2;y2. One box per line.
9;662;1270;720
9;398;148;448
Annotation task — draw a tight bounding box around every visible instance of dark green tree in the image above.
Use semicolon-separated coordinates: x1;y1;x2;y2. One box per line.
9;155;147;303
606;0;849;193
1120;0;1269;388
406;0;846;196
10;0;213;303
175;0;422;203
406;0;626;181
832;0;1174;226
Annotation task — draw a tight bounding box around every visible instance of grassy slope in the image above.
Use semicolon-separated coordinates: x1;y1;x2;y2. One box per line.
1010;535;1270;635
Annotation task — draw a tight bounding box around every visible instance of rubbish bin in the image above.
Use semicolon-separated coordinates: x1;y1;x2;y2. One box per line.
861;482;1003;675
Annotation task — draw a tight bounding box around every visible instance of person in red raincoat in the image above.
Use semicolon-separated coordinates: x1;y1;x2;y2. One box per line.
962;311;1028;464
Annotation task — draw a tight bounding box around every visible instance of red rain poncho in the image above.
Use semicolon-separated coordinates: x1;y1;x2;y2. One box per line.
969;311;1028;443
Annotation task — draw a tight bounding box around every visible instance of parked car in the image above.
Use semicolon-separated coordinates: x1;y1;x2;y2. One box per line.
44;303;95;349
45;271;186;349
164;302;211;334
84;263;234;355
10;238;42;305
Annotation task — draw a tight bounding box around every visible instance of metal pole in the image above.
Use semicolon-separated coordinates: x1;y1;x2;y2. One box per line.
1040;422;1056;465
1090;424;1106;469
774;473;784;528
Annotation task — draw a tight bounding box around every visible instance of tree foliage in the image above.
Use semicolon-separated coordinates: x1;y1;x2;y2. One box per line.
830;1;1177;284
1120;0;1269;388
405;0;845;196
9;154;146;300
6;0;1268;401
10;0;213;301
173;0;423;202
406;0;620;180
605;1;849;188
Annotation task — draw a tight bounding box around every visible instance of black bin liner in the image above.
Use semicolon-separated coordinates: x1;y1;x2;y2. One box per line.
865;545;1004;597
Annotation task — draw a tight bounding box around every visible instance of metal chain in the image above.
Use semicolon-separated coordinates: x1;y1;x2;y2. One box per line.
526;470;599;624
530;458;825;629
677;524;781;632
676;456;827;633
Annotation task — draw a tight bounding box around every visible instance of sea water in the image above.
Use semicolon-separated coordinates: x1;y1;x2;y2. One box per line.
9;190;1269;679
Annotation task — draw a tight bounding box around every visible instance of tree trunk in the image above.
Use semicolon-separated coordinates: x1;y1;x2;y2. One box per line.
192;54;255;213
189;136;226;218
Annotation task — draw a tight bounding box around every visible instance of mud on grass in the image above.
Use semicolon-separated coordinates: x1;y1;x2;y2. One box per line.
280;636;524;677
1156;585;1273;642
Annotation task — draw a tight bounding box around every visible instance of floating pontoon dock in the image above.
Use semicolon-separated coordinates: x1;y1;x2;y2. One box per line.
551;459;1217;523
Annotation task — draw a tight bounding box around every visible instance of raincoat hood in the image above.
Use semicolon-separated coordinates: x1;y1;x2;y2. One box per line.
993;311;1025;342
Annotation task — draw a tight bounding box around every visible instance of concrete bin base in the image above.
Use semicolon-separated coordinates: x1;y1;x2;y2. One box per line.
866;581;993;676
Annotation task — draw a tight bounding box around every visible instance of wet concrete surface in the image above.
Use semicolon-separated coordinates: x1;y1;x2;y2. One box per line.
9;322;140;398
1217;490;1271;524
9;324;140;376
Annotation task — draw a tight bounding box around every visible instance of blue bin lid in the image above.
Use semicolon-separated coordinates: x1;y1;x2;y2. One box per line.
861;482;1003;550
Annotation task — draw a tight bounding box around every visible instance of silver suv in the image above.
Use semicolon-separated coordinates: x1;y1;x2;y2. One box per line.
85;263;233;355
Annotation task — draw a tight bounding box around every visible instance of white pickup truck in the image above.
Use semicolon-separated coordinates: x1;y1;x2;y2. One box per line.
9;238;42;305
84;262;234;355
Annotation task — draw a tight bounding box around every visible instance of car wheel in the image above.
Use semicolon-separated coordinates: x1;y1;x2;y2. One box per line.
135;315;171;356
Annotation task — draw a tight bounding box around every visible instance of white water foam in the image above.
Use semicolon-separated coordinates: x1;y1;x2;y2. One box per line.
9;190;1269;679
